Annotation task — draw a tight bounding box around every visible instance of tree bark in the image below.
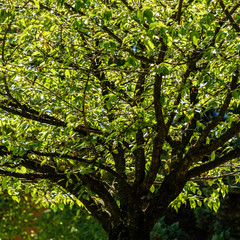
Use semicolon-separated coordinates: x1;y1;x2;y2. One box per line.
108;220;150;240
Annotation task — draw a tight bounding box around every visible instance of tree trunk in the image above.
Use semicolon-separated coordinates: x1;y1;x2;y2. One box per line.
108;219;151;240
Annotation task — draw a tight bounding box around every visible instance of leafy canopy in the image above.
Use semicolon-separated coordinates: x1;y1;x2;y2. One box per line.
0;0;240;237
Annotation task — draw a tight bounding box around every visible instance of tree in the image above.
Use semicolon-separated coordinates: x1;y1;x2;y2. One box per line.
0;0;240;239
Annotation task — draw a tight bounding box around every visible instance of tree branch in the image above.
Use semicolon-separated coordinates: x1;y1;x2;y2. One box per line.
133;129;146;187
63;2;153;63
0;146;129;186
80;196;111;233
230;2;240;15
186;148;240;179
218;0;240;33
197;69;239;146
176;0;184;23
141;42;167;192
120;0;134;11
186;120;240;163
79;174;121;221
0;100;100;136
133;64;148;187
0;169;63;181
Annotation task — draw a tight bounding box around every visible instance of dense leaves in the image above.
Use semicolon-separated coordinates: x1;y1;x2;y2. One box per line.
0;0;240;239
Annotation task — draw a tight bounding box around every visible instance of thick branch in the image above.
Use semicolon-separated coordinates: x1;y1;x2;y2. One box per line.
0;153;121;222
230;2;240;15
133;65;148;187
0;146;56;173
0;101;100;135
133;129;145;187
153;72;166;133
142;132;165;193
141;43;167;192
145;169;187;232
80;196;111;233
0;146;128;185
0;169;63;181
186;148;240;179
79;174;121;221
187;120;240;163
166;50;204;130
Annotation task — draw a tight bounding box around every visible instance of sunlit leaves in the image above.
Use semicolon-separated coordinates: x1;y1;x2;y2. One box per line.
0;0;240;225
155;63;171;75
143;9;153;23
1;176;9;191
103;9;112;21
191;31;200;46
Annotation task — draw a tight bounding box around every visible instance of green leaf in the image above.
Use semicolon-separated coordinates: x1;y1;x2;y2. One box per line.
189;199;196;209
149;22;159;30
75;0;83;11
12;146;19;155
211;152;215;161
58;202;65;211
163;33;172;47
57;0;65;7
12;195;20;203
127;57;137;66
76;199;83;207
206;0;212;7
50;203;58;212
104;42;110;49
144;9;153;22
110;42;117;49
2;177;8;190
110;95;118;103
191;31;199;46
232;90;239;99
145;39;155;51
155;63;170;75
65;69;71;78
103;10;112;21
105;99;111;109
33;0;40;9
25;185;30;194
150;185;155;193
136;10;144;22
